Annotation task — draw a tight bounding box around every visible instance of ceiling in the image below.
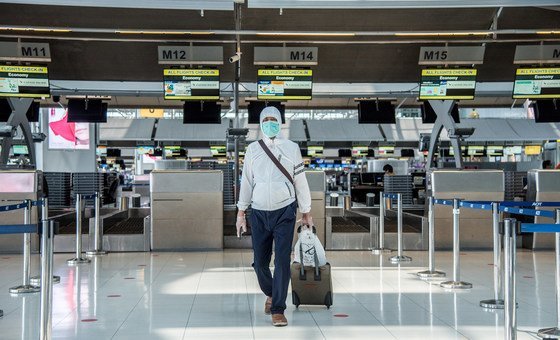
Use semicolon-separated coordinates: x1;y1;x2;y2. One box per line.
0;3;558;105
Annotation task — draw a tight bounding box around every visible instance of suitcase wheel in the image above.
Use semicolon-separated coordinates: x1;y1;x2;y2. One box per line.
324;291;333;308
292;291;300;308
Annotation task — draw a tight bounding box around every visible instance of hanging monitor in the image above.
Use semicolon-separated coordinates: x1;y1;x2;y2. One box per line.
533;99;560;123
183;101;221;124
247;101;286;124
419;69;477;100
26;101;40;122
163;69;220;101
0;65;50;98
257;69;312;100
421;101;460;123
358;100;396;124
487;146;504;157
0;98;12;122
513;68;560;99
67;99;108;123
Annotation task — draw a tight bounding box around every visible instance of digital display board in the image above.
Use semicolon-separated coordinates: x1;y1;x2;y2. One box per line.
504;146;523;155
352;146;369;157
378;146;395;156
210;145;226;157
487;146;504;157
137;146;154;155
12;145;28;155
449;146;467;156
525;145;542;155
513;68;560;99
419;69;477;100
257;69;312;100
467;146;485;156
307;146;323;157
164;146;182;158
0;65;50;98
163;69;220;100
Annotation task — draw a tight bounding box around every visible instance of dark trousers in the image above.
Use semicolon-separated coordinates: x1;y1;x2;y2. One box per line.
250;201;297;315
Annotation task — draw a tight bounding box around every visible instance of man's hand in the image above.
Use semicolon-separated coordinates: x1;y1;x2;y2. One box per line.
301;212;313;226
236;211;247;238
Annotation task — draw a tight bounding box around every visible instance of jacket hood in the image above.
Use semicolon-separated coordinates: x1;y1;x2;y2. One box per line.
259;106;282;126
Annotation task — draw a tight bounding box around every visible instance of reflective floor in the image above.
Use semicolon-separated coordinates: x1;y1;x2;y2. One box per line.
0;250;556;339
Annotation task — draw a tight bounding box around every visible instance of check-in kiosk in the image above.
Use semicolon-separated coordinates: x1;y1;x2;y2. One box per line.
430;169;504;249
525;169;560;249
0;170;43;253
150;170;223;250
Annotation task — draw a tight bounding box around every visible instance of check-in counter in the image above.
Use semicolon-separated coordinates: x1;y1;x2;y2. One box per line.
0;170;43;253
526;169;560;249
431;169;504;249
150;170;223;250
295;171;326;245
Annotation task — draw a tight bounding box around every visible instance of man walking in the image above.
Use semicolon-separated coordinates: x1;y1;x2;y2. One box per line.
236;106;313;327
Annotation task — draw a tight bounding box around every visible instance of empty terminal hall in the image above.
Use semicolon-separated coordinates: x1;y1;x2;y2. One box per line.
2;0;560;339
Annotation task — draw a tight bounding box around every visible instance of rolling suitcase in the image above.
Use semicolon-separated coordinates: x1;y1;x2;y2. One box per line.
291;243;333;309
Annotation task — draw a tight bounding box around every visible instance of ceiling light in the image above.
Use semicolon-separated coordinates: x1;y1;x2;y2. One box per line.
0;27;71;33
256;32;355;37
115;30;214;35
536;31;560;34
394;31;490;37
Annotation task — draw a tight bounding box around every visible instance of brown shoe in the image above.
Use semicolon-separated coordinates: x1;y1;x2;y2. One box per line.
272;313;288;327
264;296;272;315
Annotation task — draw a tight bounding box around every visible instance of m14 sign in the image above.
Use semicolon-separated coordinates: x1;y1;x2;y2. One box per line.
254;47;318;65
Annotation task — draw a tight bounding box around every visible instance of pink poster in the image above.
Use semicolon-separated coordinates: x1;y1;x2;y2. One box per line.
48;108;90;150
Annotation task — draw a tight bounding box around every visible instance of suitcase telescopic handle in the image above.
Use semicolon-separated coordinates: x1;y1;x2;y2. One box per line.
314;250;321;281
299;243;306;281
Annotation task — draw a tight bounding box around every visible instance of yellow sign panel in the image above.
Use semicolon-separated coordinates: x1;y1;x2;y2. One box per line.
163;69;219;76
421;69;477;76
524;145;542;155
516;68;560;75
258;69;313;76
140;108;164;118
0;65;48;73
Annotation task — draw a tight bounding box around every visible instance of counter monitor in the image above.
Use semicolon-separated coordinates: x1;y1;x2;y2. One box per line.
257;69;312;100
419;69;477;100
164;69;220;101
513;68;560;99
0;65;50;98
378;146;395;156
210;145;226;157
487;146;504;157
467;146;485;156
352;146;369;157
12;145;28;155
307;146;324;157
164;146;182;158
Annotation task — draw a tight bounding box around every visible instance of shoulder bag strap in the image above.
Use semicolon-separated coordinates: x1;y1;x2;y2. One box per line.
258;139;294;186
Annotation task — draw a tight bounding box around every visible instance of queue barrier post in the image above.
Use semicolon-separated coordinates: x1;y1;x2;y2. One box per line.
67;194;90;265
9;199;40;294
390;193;412;263
31;197;61;286
417;196;446;278
440;198;472;290
86;192;107;256
537;209;560;339
481;202;505;309
39;218;54;340
503;218;518;340
372;191;392;255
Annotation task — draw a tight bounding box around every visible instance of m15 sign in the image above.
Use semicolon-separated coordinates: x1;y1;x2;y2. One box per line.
418;46;485;65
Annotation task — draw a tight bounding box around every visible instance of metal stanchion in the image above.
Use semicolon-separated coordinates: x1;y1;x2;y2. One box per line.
481;202;504;309
440;198;472;289
39;218;54;340
9;200;40;294
67;194;90;265
372;192;391;255
390;193;412;263
31;197;60;286
86;192;107;256
417;196;446;278
537;209;560;339
503;218;517;340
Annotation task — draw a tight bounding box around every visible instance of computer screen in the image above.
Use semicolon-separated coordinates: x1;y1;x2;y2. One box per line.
358;100;396;124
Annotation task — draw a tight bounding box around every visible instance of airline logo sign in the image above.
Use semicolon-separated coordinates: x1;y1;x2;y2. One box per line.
514;45;560;64
0;42;51;62
419;46;485;65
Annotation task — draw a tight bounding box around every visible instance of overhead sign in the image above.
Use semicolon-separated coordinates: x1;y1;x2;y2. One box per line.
139;108;164;118
514;45;560;64
513;68;560;99
419;69;477;100
419;46;485;65
254;47;318;66
163;69;220;100
257;69;313;100
158;46;223;65
0;65;50;98
0;42;51;62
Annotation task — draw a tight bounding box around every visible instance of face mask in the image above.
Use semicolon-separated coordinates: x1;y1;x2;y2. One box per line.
261;121;280;138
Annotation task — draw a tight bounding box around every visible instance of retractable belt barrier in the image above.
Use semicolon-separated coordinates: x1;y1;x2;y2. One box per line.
0;199;55;340
382;193;412;264
371;191;391;255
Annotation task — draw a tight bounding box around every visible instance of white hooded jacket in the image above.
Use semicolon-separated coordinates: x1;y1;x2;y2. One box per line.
237;107;312;213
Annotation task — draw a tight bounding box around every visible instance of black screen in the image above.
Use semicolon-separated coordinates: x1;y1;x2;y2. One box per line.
67;99;108;123
421;102;460;124
401;149;415;157
367;149;375;157
358;101;396;124
26;101;40;122
534;100;560;123
0;98;12;122
360;173;377;185
248;101;286;124
338;149;352;157
106;148;121;157
300;148;308;157
183;101;221;124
